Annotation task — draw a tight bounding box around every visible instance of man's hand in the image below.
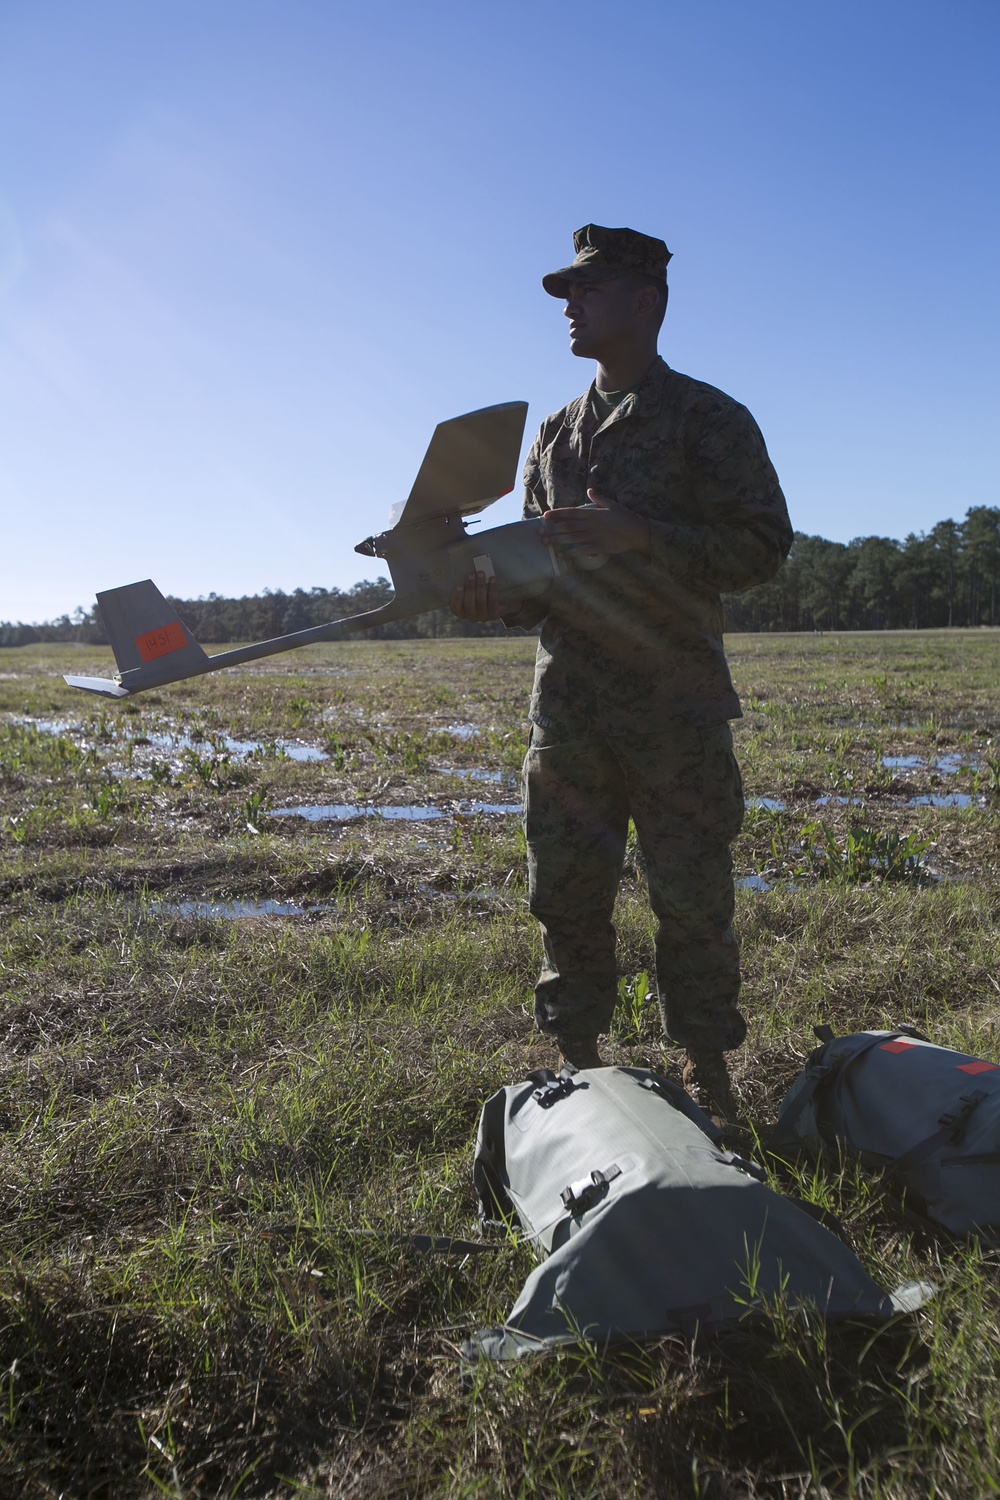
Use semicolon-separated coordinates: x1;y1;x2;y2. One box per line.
450;570;505;622
539;488;651;557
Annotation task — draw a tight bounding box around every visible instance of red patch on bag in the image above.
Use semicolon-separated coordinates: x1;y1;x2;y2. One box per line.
956;1060;998;1075
135;622;187;662
879;1039;916;1054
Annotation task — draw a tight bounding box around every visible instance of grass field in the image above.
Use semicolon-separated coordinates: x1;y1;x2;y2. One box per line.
1;630;999;1498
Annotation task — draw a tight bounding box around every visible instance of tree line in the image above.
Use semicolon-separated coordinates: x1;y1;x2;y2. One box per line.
3;504;998;646
723;506;1000;631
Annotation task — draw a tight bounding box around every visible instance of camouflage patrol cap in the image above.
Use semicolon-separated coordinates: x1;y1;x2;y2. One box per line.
542;224;672;298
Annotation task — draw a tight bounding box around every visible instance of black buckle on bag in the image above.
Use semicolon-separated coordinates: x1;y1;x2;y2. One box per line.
711;1149;768;1183
560;1163;622;1214
531;1075;576;1108
939;1090;987;1144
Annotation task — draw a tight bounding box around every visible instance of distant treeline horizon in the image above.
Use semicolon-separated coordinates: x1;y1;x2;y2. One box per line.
3;505;998;647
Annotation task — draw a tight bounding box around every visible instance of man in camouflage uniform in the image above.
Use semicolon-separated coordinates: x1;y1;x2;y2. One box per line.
452;224;791;1114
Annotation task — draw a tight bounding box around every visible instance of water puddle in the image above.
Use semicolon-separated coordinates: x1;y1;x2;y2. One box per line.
15;717;327;762
267;799;521;823
739;874;772;892
148;899;335;919
416;883;510;903
433;766;517;785
443;723;480;739
747;797;787;811
18;718;74;737
131;730;326;762
268;803;443;822
881;753;975;775
817;791;977;809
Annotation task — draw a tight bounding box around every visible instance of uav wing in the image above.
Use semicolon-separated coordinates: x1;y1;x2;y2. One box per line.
386;401;528;528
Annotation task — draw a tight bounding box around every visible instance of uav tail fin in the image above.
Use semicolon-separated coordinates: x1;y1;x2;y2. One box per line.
97;580;207;679
64;580;209;697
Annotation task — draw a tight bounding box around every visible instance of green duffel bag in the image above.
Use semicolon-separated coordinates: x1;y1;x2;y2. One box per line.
771;1024;1000;1240
466;1065;928;1361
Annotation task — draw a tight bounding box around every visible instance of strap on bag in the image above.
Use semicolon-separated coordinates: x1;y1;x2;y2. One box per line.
822;1030;915;1137
768;1031;842;1145
710;1149;768;1183
770;1027;916;1151
638;1072;724;1144
888;1089;989;1175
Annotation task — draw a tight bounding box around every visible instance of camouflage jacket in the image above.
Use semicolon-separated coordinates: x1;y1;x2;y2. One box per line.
510;357;792;731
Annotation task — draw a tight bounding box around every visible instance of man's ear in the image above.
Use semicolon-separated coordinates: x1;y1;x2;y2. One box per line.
635;282;661;321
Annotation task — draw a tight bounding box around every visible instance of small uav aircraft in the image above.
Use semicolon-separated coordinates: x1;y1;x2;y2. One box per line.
63;401;607;700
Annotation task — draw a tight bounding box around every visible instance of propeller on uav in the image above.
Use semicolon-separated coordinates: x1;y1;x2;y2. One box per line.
64;401;607;700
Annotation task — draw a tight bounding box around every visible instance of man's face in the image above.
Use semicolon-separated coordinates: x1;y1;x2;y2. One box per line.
562;276;644;360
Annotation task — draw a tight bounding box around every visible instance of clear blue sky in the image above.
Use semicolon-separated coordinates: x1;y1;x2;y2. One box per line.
1;0;997;622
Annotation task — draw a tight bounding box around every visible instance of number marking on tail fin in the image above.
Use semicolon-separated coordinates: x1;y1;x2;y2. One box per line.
135;622;189;663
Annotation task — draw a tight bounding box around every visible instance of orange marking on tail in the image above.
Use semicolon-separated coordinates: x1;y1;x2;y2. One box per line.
135;621;187;662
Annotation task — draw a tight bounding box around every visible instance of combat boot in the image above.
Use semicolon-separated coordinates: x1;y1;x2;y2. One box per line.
682;1048;737;1120
555;1034;605;1071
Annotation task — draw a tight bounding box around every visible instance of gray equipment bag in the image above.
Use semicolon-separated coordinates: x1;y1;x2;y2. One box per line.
771;1025;1000;1241
466;1066;924;1361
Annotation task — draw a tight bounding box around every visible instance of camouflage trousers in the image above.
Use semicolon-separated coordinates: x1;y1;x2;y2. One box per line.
523;720;746;1052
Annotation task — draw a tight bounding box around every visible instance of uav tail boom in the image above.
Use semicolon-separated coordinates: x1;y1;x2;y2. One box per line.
64;583;420;698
